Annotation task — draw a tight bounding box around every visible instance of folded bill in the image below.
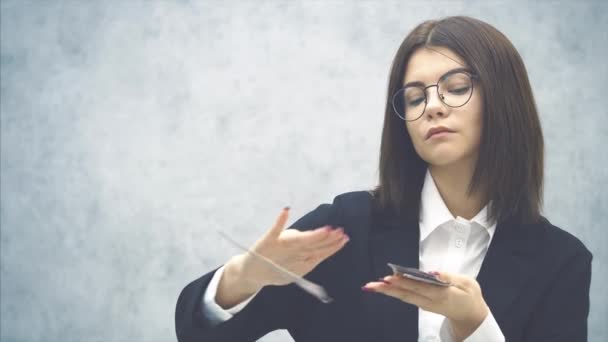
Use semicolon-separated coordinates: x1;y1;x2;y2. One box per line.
387;263;453;287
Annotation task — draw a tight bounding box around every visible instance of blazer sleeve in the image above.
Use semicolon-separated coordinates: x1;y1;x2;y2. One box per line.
523;248;593;342
175;198;343;342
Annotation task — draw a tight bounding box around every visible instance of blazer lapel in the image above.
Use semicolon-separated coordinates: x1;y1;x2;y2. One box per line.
476;218;539;320
364;213;420;341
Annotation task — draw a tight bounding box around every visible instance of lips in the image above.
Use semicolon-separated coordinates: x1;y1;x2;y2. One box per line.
426;126;455;140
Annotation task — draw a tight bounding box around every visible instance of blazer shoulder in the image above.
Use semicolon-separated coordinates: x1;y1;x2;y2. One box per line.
332;190;374;217
333;190;374;204
290;190;373;232
535;216;592;260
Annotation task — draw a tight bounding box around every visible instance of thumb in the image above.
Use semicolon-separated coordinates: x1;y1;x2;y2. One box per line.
265;206;291;239
431;271;474;290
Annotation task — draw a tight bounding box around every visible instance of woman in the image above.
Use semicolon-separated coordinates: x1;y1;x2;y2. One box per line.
175;16;592;342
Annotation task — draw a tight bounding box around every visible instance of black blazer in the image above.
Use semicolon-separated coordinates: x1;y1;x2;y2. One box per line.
175;191;592;342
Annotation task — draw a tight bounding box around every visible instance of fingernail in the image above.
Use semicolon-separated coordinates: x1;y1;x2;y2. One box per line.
283;206;290;211
361;286;375;292
429;271;440;276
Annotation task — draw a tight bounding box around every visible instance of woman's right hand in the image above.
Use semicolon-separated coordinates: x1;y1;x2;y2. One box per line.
230;207;350;289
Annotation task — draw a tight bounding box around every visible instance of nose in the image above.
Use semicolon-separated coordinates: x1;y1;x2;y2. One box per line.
423;86;448;119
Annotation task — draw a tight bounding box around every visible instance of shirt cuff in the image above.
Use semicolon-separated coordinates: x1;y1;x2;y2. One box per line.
201;265;260;325
439;309;505;342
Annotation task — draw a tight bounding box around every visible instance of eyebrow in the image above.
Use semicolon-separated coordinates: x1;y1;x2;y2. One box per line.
402;67;473;88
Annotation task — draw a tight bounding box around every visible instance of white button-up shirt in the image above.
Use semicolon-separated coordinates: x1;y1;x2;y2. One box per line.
418;169;504;341
202;168;504;341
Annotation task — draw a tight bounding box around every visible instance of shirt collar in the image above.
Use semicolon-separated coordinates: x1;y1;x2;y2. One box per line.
419;168;496;242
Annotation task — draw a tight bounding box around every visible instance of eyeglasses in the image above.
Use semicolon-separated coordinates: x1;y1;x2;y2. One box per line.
392;68;479;122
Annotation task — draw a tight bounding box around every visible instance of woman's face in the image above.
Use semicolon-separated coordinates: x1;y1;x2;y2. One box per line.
403;47;484;168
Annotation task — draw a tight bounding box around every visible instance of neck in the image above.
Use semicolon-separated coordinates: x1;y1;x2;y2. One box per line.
428;161;486;220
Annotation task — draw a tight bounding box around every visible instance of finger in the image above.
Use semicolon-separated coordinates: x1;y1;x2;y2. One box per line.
302;228;347;250
430;271;475;292
363;282;433;310
266;207;291;239
285;225;342;246
308;235;350;261
384;275;445;299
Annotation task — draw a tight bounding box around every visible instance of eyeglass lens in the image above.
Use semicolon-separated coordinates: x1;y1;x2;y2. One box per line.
393;72;474;121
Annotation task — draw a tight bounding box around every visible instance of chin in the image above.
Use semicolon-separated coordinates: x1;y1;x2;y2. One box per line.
422;151;465;167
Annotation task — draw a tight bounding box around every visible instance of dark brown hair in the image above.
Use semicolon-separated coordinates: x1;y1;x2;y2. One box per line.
370;16;544;226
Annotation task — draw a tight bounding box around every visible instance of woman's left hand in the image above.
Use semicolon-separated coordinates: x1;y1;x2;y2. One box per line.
362;271;489;340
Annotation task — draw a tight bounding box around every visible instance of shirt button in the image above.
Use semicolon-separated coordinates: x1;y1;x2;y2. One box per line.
455;239;463;248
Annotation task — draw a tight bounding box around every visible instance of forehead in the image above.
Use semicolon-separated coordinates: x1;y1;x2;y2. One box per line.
403;47;468;84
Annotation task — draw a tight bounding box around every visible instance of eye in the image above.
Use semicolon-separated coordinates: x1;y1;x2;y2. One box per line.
448;86;470;95
407;97;425;106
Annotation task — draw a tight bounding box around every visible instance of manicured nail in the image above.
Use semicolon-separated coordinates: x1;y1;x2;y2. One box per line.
361;286;375;292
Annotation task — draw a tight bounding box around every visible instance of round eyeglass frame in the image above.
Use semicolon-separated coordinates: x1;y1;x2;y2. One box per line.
391;71;479;122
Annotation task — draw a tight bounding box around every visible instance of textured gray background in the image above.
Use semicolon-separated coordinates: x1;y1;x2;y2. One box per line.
1;1;606;341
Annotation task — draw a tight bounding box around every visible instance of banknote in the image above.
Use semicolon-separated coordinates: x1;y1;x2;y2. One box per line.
387;263;452;287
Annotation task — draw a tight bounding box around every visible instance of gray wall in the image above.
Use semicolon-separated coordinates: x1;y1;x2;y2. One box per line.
1;1;606;341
